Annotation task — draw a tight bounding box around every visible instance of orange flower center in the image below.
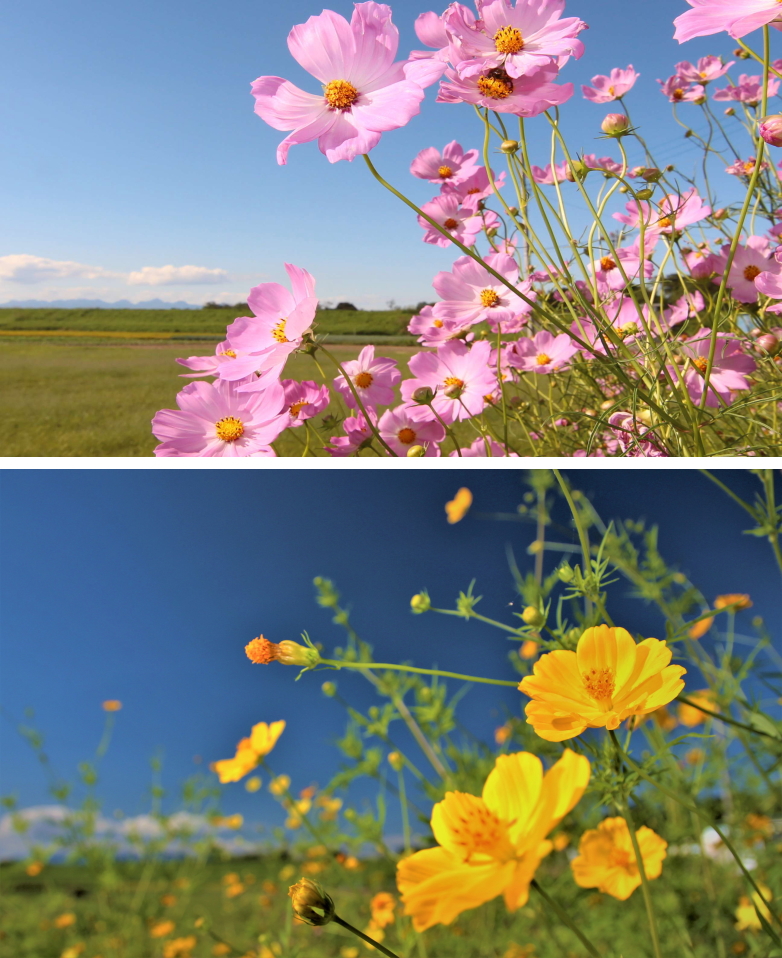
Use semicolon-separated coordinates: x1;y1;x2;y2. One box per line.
245;636;279;664
744;264;761;281
448;803;512;862
582;667;615;706
608;847;634;870
494;25;524;54
443;217;459;230
355;371;374;388
480;288;501;307
617;322;637;339
691;356;709;373
600;256;617;271
443;375;465;395
438;165;454;179
289;400;309;418
536;353;552;365
224;349;237;358
433;319;444;328
272;319;289;343
656;215;673;229
477;73;514;99
324;79;359;111
673;88;684;100
397;427;417;445
215;416;244;442
608;85;616;96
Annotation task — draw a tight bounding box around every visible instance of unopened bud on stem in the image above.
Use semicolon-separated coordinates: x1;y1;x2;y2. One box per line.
521;606;545;627
245;636;321;668
500;139;519;154
601;113;629;136
406;444;426;457
288;878;335;926
411;386;434;404
410;592;431;614
758;115;782;147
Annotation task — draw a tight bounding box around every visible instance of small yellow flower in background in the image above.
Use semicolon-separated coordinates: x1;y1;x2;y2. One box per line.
210;721;285;784
445;487;473;524
26;861;44;876
684;748;706;766
745;813;774;843
397;749;590;930
370;892;396;928
341;948;360;958
212;945;231;956
715;594;753;611
60;945;85;958
160;894;177;907
303;861;325;875
571;816;667;900
150;920;176;938
316;795;342;820
652;706;678;732
687;616;714;640
222;872;240;885
278;864;296;881
174;877;190;890
735;884;773;931
163;936;197;958
343;855;361;870
503;945;535;958
494;723;512;745
245;776;262;793
222;814;244;830
518;625;686;741
552;833;569;851
269;775;291;796
54;913;77;929
262;880;278;894
225;882;245;898
678;690;715;728
519;640;539;660
102;700;122;712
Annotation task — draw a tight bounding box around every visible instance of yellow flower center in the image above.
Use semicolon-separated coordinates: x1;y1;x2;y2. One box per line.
224;349;237;358
673;88;684;100
494;25;524;54
433;319;444;328
608;85;616;96
448;802;513;862
397;427;417;445
355;371;374;388
480;288;501;307
477;73;514;99
272;319;289;343
443;217;459;230
215;416;244;442
617;322;637;339
744;264;761;281
691;356;709;373
443;375;465;391
438;165;454;179
324;79;359;111
582;667;615;706
656;215;673;229
536;353;552;366
289;400;309;418
600;256;617;271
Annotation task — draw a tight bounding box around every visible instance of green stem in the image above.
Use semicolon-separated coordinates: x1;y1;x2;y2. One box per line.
320;659;518;687
675;695;779;740
397;766;411;856
530;880;601;958
333;914;403;958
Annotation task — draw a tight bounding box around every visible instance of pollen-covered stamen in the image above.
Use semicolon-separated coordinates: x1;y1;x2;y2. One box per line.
494;25;524;55
608;85;616;96
744;264;761;281
536;353;552;366
443;375;465;394
480;288;501;308
446;799;514;863
223;349;237;358
324;79;360;111
272;319;289;343
355;371;374;388
289;400;309;418
443;217;459;230
433;319;444;328
656;216;673;230
608;847;634;870
672;88;684;101
582;666;615;707
245;636;280;664
600;256;617;272
691;356;709;373
397;427;417;445
438;165;454;179
477;73;514;99
617;322;638;339
215;416;245;442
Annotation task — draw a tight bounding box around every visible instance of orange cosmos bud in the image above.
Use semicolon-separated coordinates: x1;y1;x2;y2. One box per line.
245;636;320;668
714;594;752;611
688;616;714;639
102;700;122;712
445;487;473;524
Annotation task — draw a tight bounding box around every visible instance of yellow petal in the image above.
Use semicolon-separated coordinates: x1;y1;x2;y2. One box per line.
523;702;590;741
521;749;590;849
445;488;473;524
519;650;594;710
249;720;286;756
576;626;637;692
481;752;543;843
639;665;687;713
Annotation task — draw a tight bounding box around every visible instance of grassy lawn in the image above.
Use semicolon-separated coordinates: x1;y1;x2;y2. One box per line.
0;340;420;458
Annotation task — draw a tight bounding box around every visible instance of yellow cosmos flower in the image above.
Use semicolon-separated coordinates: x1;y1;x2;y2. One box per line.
687;616;714;640
715;593;752;611
571;816;667;900
518;625;686;742
677;690;714;728
735;883;773;931
163;936;197;958
210;721;285;784
396;749;590;931
445;487;473;524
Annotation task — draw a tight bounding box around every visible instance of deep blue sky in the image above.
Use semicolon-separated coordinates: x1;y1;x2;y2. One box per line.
1;469;780;849
2;0;772;307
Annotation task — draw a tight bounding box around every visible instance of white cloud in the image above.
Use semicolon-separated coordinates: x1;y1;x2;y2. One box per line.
0;254;111;284
128;265;228;286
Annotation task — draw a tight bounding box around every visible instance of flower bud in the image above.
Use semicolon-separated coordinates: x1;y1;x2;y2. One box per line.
507;206;518;216
758;114;782;147
557;563;575;583
388;751;405;772
734;47;751;59
635;188;654;200
321;682;337;697
443;381;465;399
724;107;735;116
601;113;629;136
521;606;545;627
641;167;662;183
411;386;434;404
245;636;321;668
566;160;589;182
288;878;335;926
755;333;780;355
406;444;426;457
410;592;431;614
500;139;519;154
618;185;629;193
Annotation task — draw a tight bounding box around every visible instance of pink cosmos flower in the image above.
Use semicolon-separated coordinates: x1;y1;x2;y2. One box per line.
759;114;782;146
408;306;474;346
710;236;777;302
417;193;493;247
674;330;756;407
282;380;330;426
684;246;725;277
713;73;780;104
378;405;444;455
607;412;668;457
410;140;480;183
411;6;476;60
449;437;519;456
437;62;573;114
581;65;639;103
222;264;318;380
400;340;497;423
657;75;705;102
725;156;770;177
674;56;734;83
613;188;710;234
755;257;782;302
325;410;375;456
664;289;706;326
176;341;243;378
530;160;569;183
333;344;401;408
251;2;441;165
673;0;782;43
590;240;656;297
152;378;288;457
431;252;534;330
441;165;507;210
581;154;623;174
570;297;650;354
444;0;587;80
508;330;578;372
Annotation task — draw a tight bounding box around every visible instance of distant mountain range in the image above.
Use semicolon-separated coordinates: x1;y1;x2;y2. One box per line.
0;298;204;309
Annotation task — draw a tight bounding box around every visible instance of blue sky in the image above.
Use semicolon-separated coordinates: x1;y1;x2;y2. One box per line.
1;469;780;853
1;0;772;307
